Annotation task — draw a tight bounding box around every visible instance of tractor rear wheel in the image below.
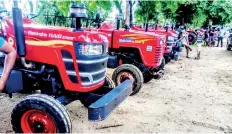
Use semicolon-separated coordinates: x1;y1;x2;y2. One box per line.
112;64;144;96
80;75;115;107
11;94;72;133
188;32;197;45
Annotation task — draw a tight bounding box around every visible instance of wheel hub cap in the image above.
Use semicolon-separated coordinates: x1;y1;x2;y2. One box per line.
117;72;135;84
21;110;56;133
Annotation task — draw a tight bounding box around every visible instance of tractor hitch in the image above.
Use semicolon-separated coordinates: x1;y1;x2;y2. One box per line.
153;69;164;79
88;80;132;121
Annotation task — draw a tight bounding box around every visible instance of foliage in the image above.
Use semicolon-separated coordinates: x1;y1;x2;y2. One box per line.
54;0;113;20
135;0;232;28
206;1;232;25
3;0;232;28
160;1;180;21
114;0;123;14
32;0;113;27
135;1;161;23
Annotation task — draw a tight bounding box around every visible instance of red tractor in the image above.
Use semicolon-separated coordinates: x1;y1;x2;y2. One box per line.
86;17;165;95
0;2;132;133
132;25;179;63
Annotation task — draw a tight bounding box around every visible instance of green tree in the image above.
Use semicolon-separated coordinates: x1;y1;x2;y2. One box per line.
55;0;113;20
114;0;123;15
206;1;232;25
135;0;232;28
135;1;162;23
31;0;114;27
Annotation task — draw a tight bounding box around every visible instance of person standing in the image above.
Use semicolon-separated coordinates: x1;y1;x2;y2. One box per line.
0;37;16;91
217;27;226;47
203;29;209;46
176;29;192;58
209;29;215;47
195;29;204;60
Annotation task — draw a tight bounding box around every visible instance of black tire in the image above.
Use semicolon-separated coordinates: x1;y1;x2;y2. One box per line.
159;58;165;70
144;75;153;83
227;44;231;50
164;56;171;64
11;94;72;133
188;32;197;45
112;64;143;96
80;75;115;107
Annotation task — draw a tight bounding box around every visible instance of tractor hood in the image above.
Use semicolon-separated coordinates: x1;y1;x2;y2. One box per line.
131;26;176;37
4;18;109;44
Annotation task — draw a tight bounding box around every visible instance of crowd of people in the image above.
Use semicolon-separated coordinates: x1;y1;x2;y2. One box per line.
176;26;228;60
202;27;227;47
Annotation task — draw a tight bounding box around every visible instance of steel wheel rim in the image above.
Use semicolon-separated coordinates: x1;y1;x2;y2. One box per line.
21;109;56;133
117;72;135;86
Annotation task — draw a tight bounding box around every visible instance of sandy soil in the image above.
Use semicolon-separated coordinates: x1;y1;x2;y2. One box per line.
0;46;232;133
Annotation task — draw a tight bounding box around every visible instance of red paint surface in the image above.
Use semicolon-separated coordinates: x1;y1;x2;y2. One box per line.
86;24;165;68
2;17;108;92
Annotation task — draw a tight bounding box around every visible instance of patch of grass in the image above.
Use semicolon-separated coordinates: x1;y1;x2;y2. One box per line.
191;43;197;48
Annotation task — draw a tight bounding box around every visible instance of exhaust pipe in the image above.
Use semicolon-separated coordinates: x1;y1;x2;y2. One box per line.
12;0;32;68
116;19;120;30
145;23;148;32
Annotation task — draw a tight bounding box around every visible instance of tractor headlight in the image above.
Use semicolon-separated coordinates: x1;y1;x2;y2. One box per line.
79;44;103;55
167;36;175;41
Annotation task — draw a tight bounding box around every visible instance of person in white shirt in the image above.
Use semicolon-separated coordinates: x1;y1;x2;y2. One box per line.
217;27;226;47
176;29;192;58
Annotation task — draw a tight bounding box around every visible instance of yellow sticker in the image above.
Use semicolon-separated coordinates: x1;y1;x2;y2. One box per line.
8;37;14;46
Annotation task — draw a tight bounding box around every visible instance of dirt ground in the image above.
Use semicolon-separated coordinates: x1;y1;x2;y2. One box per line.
0;46;232;133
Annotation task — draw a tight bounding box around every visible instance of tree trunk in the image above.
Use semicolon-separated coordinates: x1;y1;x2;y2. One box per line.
125;0;130;27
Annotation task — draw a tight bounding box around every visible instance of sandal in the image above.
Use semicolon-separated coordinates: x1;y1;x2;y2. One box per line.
194;57;199;60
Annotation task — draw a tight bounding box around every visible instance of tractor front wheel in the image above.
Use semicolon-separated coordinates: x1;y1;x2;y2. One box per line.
112;64;144;96
227;44;231;51
11;94;72;133
144;75;153;83
159;58;166;70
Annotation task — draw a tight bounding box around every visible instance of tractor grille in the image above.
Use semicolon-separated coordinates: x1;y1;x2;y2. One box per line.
73;42;108;86
167;36;175;51
61;50;78;83
61;43;108;86
167;42;174;51
154;45;163;64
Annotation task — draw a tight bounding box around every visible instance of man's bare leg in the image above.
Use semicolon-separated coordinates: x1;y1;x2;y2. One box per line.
186;48;190;58
0;42;16;91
